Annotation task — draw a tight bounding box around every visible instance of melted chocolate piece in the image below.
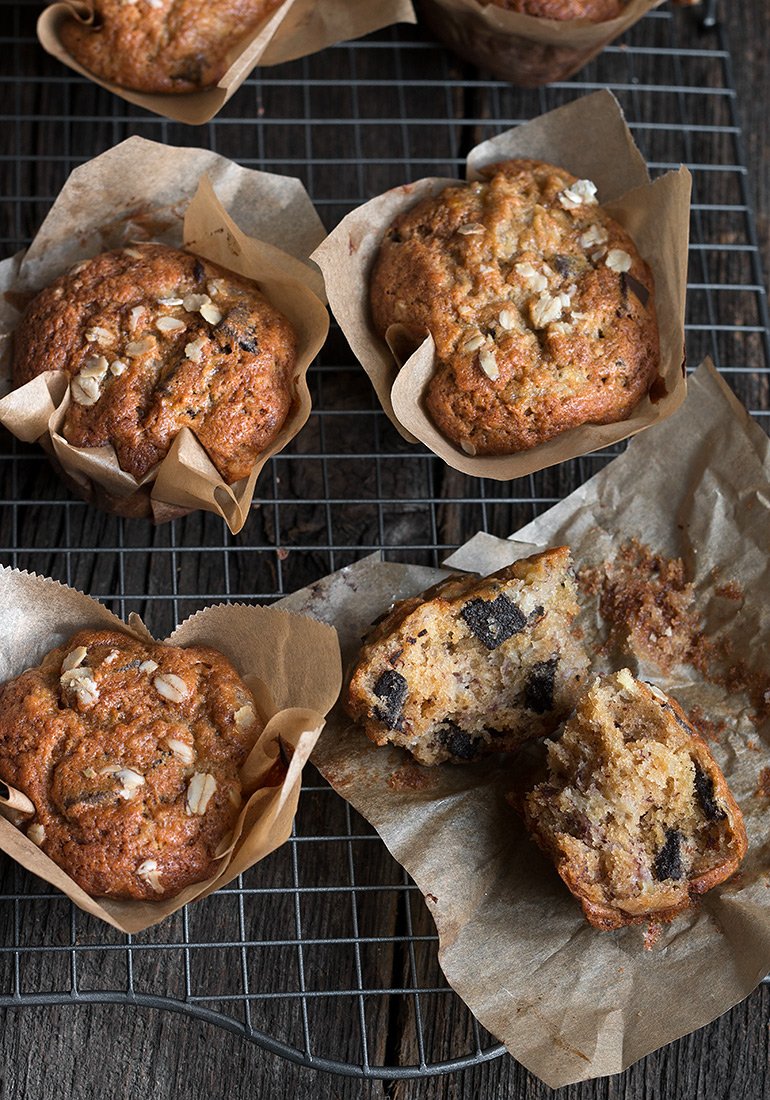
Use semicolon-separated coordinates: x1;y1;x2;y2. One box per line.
654;827;684;881
460;595;527;650
693;760;725;822
439;722;480;761
621;271;650;308
372;669;408;729
238;338;258;354
524;657;559;714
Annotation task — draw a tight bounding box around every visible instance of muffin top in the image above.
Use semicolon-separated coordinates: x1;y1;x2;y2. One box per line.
0;629;263;901
369;158;659;457
60;0;284;95
479;0;625;20
13;242;298;483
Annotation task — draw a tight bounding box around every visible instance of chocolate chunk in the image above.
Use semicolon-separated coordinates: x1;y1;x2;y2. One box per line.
439;722;479;761
621;271;650;307
524;657;559;713
372;669;408;729
552;254;575;278
693;760;725;822
192;258;205;283
528;605;545;623
238;338;258;353
460;595;527;650
654;828;683;881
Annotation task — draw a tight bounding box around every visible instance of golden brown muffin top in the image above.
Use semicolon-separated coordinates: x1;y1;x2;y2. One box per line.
13;242;298;482
369;158;658;456
479;0;625;20
60;0;284;94
0;629;263;901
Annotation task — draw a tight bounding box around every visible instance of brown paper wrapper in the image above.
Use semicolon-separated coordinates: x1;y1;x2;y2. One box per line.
282;361;770;1086
0;136;329;533
313;91;691;481
37;0;417;124
418;0;663;86
0;565;342;934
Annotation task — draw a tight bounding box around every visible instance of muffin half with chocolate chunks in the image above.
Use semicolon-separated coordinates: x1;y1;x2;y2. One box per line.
519;669;747;930
370;158;659;458
346;547;590;765
13;241;297;486
0;629;263;901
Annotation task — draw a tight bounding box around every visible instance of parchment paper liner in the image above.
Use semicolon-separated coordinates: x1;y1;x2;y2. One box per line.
0;136;329;533
281;361;770;1086
0;565;342;934
313;90;691;481
417;0;664;86
37;0;417;125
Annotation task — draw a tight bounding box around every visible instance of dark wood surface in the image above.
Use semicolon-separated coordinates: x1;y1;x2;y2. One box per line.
1;2;769;1097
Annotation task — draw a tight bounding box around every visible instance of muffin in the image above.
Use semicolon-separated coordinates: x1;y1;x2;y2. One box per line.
0;629;263;901
520;670;747;930
417;0;653;88
345;548;590;765
370;158;658;457
59;0;284;94
13;242;298;484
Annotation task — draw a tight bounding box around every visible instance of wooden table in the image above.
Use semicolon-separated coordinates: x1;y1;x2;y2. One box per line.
0;2;769;1096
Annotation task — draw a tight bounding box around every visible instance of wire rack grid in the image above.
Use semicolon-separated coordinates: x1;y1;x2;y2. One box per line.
0;0;768;1081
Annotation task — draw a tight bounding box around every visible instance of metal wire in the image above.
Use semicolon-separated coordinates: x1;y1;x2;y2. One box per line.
0;0;768;1080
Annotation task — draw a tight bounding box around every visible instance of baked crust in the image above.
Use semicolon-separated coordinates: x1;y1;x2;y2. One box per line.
520;671;747;930
370;159;659;456
60;0;284;94
478;0;624;19
345;548;590;765
13;242;297;483
0;629;263;901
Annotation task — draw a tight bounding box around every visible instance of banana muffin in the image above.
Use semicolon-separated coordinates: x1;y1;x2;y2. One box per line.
0;629;263;901
13;242;297;483
346;548;590;765
418;0;639;87
60;0;284;95
520;670;747;930
370;158;659;456
476;0;624;17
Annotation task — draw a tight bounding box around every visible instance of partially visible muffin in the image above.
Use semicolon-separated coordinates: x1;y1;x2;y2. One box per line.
520;670;747;930
60;0;284;94
477;0;624;18
0;630;262;901
13;243;297;483
370;158;659;457
418;0;638;87
345;548;590;765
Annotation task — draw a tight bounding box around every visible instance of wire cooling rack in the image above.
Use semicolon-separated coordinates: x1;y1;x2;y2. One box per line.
0;0;768;1081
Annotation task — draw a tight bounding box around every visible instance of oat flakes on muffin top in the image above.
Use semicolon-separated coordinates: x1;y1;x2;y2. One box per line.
0;629;263;901
369;158;659;457
60;0;284;94
13;242;298;482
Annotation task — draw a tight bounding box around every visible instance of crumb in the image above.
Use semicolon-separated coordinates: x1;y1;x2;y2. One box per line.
643;922;663;950
756;767;770;799
715;581;743;601
687;705;727;744
577;539;702;673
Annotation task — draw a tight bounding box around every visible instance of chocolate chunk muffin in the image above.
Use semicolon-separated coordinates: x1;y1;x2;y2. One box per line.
13;243;297;483
0;629;263;901
370;159;659;456
520;670;747;930
345;548;590;765
60;0;284;94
